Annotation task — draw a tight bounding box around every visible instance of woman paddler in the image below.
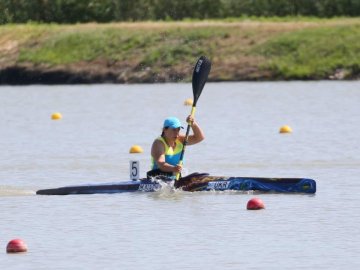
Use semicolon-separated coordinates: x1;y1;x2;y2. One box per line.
147;116;205;179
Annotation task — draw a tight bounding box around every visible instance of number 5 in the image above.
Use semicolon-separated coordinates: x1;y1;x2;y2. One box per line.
130;161;139;180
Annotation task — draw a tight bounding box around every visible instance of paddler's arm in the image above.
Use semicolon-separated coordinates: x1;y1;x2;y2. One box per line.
185;115;205;145
151;139;182;173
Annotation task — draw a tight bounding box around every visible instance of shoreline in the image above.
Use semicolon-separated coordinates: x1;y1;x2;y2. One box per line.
1;20;359;85
0;65;356;85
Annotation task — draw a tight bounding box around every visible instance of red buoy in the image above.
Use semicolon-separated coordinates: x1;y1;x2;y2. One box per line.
6;239;28;253
247;197;265;210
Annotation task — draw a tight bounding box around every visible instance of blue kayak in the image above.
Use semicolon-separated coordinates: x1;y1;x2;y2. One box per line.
36;173;316;195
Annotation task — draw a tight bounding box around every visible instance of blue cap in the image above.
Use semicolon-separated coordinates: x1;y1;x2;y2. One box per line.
163;117;183;129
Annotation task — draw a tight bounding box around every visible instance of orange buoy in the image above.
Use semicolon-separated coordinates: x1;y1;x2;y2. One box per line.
51;112;62;120
6;239;28;253
279;125;292;133
129;145;143;154
184;98;193;106
247;197;265;210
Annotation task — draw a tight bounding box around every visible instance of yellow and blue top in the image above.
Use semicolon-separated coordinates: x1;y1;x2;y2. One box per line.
151;137;184;170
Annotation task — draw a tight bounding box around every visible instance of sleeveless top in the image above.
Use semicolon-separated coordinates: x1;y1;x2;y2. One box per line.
151;136;184;170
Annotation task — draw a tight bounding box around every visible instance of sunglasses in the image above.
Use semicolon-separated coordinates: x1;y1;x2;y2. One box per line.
164;127;181;131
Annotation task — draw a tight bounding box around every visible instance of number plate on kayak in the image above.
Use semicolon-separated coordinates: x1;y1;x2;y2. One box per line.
207;181;230;190
138;183;160;192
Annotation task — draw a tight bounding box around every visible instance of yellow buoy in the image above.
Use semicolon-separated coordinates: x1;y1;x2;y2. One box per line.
51;112;62;120
129;145;143;154
184;98;193;106
279;125;292;134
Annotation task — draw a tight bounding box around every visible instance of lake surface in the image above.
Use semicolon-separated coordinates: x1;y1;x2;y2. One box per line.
0;81;359;269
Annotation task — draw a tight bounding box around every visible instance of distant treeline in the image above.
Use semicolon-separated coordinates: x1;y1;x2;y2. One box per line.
1;0;360;24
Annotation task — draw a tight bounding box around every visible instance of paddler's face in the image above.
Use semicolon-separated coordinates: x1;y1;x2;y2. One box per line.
164;127;181;139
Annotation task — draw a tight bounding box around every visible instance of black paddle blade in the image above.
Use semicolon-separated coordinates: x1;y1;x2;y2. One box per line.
192;56;211;106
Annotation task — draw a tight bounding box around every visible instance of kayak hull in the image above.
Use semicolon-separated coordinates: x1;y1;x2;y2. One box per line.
36;174;316;195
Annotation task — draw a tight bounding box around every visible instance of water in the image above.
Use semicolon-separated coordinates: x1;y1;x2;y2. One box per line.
0;81;359;269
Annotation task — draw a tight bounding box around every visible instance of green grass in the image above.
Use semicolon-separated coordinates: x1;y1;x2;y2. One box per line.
0;23;58;42
252;25;360;79
19;29;146;64
184;16;360;23
18;26;219;67
2;19;360;80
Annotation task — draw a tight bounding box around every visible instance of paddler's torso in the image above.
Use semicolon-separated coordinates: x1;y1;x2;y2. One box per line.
151;136;184;170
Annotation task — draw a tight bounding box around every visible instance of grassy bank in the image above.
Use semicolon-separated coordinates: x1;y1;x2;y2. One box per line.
1;18;360;84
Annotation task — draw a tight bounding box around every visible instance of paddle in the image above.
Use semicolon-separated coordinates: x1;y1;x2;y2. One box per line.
175;56;211;180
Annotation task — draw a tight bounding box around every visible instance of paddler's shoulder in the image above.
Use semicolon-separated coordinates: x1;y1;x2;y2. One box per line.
152;137;166;147
177;135;186;144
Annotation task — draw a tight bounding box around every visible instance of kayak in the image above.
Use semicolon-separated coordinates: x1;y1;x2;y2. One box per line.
36;173;316;195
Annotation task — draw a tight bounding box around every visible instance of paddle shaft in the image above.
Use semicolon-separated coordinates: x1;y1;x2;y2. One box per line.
175;56;211;181
176;106;196;178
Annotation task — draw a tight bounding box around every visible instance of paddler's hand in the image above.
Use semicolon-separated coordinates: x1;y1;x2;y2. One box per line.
186;115;195;126
173;164;182;173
